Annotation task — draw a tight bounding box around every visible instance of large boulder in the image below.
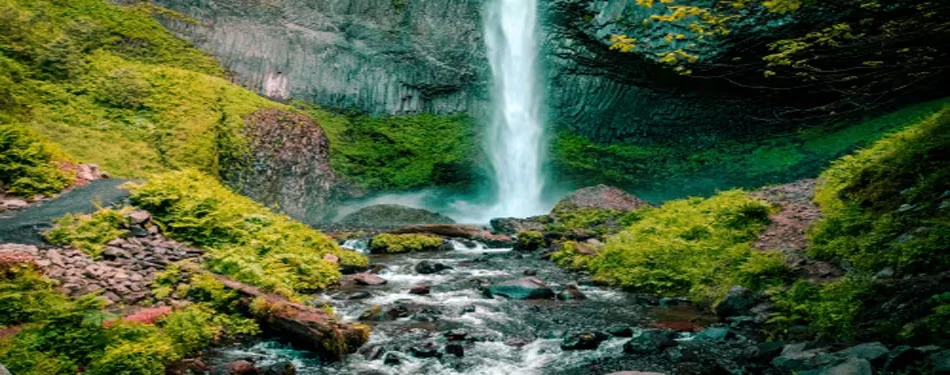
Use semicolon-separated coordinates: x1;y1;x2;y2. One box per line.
489;216;548;235
714;286;757;319
483;277;555;300
623;329;677;355
561;331;609;351
338;204;455;228
552;185;650;213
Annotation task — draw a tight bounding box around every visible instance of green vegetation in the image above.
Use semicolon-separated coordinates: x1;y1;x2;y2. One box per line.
547;207;644;238
0;124;73;196
553;99;950;197
368;233;444;254
766;106;950;343
1;0;280;178
296;102;480;191
514;231;546;251
128;170;368;298
44;207;131;256
0;262;255;375
556;191;786;306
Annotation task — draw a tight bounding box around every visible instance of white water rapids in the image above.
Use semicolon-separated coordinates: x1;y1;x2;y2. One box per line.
483;0;547;218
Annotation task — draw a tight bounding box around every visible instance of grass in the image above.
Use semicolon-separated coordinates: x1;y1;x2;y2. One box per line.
368;233;444;254
128;170;368;299
296;101;480;191
555;190;787;306
0;123;74;196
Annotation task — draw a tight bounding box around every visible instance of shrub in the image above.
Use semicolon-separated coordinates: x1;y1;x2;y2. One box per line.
546;208;643;237
159;304;258;357
86;337;179;375
514;231;546;251
550;241;596;270
568;191;786;306
0;124;73;196
44;207;130;256
768;277;873;341
0;263;71;327
368;233;444;254
128;170;367;298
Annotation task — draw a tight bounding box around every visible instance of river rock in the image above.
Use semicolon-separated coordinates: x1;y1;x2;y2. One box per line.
338;204;455;228
260;361;296;375
505;337;529;348
836;342;889;367
556;283;587;301
489;216;547;235
0;198;29;211
228;360;259;375
623;329;677;355
126;210;151;225
607;326;634;337
696;327;731;342
354;272;388;285
552;185;650;213
409;285;431;295
446;343;465;357
410;343;442;359
483;277;555;300
714;286;756;319
414;260;452;274
561;331;609;351
813;358;872;375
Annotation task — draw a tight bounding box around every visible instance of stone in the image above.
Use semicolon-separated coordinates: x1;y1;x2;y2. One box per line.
560;331;609;351
505;338;529;348
483;277;555;300
353;272;387;286
932;349;950;374
885;346;927;372
714;286;756;319
338;204;455;228
489;216;547;235
409;285;431;295
414;260;452;274
556;283;587;301
228;360;258;375
260;361;296;375
382;352;402;366
836;342;889;367
816;358;872;375
696;327;731;342
552;185;651;213
0;362;10;375
0;199;29;211
322;254;340;264
607;326;634;337
126;210;151;225
772;344;833;371
874;267;895;279
444;329;468;341
623;330;677;355
445;343;464;357
409;343;442;359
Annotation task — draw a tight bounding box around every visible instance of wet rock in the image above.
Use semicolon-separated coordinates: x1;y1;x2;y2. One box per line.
460;305;476;314
409;343;442;359
561;331;609;351
489;216;547;235
514;231;546;251
772;343;833;371
414;260;452;274
382;352;402;366
607;326;634;337
885;346;928;372
523;269;538;276
836;342;889;367
410;307;441;322
0;199;29;211
126;210;151;225
552;185;650;212
446;343;465;357
338;204;455;228
932;349;950;374
714;286;756;319
753;341;786;363
696;327;731;342
623;329;677;355
388;224;515;248
409;285;431;295
556;283;587;301
260;361;296;375
354;272;388;285
505;337;529;348
228;360;259;375
814;358;872;375
483;277;555;300
345;291;373;300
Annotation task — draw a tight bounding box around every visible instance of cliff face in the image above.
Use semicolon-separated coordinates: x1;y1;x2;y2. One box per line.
153;0;487;115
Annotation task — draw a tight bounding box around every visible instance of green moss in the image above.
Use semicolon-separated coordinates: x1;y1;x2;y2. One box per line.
368;233;444;254
565;191;786;306
514;231;546;251
809;107;950;274
129;170;368;298
546;208;643;238
550;241;596;270
0;123;74;196
44;207;131;257
296;101;480;191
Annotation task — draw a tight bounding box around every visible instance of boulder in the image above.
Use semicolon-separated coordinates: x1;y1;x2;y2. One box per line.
490;216;547;235
772;343;834;371
0;198;29;211
561;331;609;351
714;286;756;319
126;210;152;225
552;185;650;213
606;326;634;337
623;330;677;354
446;343;465;357
836;342;889;367
414;260;452;274
354;272;388;285
338;204;455;228
556;284;587;301
409;285;431;295
260;361;296;375
696;327;731;342
409;343;442;359
483;277;555;300
514;231;546;251
815;358;872;375
228;360;259;375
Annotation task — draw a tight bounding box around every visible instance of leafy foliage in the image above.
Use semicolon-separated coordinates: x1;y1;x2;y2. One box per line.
296;101;480;191
368;233;444;254
563;191;786;306
0;263;71;327
514;231;546;251
44;207;131;257
0;124;73;196
128;170;367;298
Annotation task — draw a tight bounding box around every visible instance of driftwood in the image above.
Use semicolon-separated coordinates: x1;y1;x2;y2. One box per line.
212;275;369;358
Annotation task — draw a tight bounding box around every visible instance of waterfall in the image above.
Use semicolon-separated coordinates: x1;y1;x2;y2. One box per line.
484;0;547;218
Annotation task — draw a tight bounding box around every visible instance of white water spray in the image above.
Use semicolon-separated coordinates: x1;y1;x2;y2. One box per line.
484;0;547;218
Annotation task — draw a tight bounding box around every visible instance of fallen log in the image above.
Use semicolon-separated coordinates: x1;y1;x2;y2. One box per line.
212;275;369;358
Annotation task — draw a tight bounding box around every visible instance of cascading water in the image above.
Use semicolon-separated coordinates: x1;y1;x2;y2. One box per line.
484;0;547;218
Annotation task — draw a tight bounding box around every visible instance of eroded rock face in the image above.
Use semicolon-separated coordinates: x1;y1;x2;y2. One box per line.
225;109;343;224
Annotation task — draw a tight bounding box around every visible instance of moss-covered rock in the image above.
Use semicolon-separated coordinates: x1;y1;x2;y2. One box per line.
514;231;546;251
368;233;445;254
338;204;455;228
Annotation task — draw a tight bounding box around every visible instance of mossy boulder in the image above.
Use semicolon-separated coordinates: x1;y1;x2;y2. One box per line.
368;233;445;254
338;204;455;228
514;231;546;251
552;185;650;214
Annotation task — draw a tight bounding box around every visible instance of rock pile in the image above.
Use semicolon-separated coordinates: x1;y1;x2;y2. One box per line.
0;223;203;305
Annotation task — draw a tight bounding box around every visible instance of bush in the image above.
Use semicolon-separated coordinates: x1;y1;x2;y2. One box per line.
565;190;786;306
0;263;71;327
44;207;131;256
86;337;178;375
768;277;874;341
159;304;258;357
368;233;444;254
129;170;367;298
0;124;73;196
546;208;643;238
